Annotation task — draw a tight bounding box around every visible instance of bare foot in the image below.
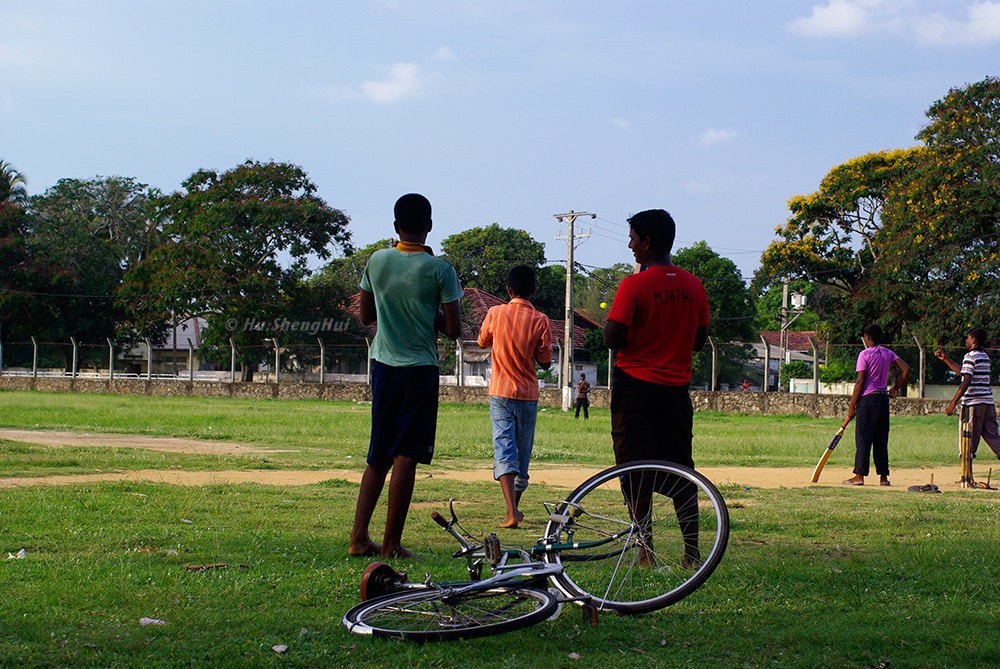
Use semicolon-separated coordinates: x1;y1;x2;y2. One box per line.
381;544;415;559
348;539;382;557
681;547;702;569
500;515;519;529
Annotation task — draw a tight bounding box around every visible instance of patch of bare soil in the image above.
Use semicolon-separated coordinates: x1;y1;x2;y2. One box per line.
0;428;986;492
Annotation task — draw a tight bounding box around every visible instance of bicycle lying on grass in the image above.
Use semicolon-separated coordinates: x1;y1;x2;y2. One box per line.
343;460;730;641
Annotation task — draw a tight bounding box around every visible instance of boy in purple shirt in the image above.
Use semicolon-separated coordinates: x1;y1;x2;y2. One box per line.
844;324;911;486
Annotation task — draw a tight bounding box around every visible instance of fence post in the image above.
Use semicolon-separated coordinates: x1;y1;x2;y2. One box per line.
31;336;38;378
70;338;78;379
808;336;820;395
271;338;280;384
607;347;613;389
456;339;464;387
317;338;326;384
760;334;771;392
709;336;717;391
187;338;194;381
144;338;152;380
912;334;926;398
229;338;237;383
107;338;115;381
365;338;372;385
555;341;563;394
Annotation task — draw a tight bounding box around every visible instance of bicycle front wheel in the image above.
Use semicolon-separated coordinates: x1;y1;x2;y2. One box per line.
542;460;729;615
343;586;558;641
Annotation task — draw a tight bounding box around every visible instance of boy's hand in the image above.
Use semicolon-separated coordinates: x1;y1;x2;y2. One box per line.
434;309;445;333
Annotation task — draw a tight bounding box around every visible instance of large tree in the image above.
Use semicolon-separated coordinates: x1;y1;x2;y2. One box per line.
754;78;1000;360
440;224;546;299
674;242;756;387
24;177;163;361
120;160;353;378
877;77;1000;343
0;160;28;206
312;238;393;295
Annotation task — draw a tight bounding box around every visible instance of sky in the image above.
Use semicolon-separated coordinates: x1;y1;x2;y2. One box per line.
3;0;999;281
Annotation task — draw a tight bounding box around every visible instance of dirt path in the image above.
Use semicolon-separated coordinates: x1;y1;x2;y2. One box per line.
0;428;983;492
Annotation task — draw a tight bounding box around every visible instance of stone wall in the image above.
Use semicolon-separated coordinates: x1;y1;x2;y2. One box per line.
0;376;956;417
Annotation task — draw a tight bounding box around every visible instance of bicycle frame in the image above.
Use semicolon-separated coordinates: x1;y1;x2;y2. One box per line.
430;499;634;584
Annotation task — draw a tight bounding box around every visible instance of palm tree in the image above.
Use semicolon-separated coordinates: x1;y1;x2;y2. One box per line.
0;160;28;206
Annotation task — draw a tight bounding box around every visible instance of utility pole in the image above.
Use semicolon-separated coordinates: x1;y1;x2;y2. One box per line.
554;210;594;411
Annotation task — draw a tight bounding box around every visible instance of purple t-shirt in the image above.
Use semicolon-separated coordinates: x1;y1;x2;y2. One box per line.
856;345;898;396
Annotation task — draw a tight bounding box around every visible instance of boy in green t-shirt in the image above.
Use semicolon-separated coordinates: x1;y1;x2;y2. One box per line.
348;194;463;559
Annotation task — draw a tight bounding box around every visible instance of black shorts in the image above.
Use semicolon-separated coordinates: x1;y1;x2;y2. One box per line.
368;360;439;469
610;368;694;469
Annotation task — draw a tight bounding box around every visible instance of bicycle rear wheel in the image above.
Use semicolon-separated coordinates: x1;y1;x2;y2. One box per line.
542;460;728;614
343;586;558;641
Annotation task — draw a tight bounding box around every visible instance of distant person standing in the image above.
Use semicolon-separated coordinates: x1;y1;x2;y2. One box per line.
843;324;910;487
478;265;552;529
575;373;591;419
349;193;463;559
935;328;1000;459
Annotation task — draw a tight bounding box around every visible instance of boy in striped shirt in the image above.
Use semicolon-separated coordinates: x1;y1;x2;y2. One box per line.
477;265;552;528
935;328;1000;458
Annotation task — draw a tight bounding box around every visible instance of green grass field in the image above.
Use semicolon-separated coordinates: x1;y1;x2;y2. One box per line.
1;390;998;668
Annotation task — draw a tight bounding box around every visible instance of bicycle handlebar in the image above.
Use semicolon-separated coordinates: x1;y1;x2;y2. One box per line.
431;511;449;529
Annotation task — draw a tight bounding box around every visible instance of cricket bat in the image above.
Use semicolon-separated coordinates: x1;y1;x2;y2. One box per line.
810;416;853;482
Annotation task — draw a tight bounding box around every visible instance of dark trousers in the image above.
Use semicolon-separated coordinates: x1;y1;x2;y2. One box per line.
854;392;890;476
574;397;589;419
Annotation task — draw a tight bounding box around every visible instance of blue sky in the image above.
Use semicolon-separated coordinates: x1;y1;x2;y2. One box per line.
3;1;999;280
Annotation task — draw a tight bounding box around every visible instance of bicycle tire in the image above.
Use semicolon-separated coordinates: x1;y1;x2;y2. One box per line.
343;585;558;641
542;460;729;614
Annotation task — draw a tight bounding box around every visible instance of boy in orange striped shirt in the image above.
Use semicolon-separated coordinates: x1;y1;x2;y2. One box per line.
477;265;552;528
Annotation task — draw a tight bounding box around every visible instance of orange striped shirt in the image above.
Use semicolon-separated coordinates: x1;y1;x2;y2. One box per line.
477;298;552;401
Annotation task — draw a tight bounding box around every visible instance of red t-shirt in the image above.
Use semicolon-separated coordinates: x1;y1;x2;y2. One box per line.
607;265;710;386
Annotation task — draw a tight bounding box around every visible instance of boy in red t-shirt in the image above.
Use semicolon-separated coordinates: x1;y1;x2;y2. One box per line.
604;209;709;565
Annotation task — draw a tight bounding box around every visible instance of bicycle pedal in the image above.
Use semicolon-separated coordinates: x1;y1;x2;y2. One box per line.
484;533;502;565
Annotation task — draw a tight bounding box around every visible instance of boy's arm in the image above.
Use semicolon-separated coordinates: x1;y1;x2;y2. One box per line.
604;319;629;350
889;357;910;398
358;289;376;326
946;374;973;416
934;348;962;374
438;300;462;340
847;368;867;420
693;325;708;352
535;318;552;370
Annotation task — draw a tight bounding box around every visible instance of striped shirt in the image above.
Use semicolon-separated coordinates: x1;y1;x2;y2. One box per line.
477;298;552;401
960;349;994;405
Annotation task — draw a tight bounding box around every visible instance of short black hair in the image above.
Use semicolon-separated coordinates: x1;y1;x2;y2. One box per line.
506;264;536;298
394;193;432;233
627;209;676;255
970;327;988;348
863;323;883;344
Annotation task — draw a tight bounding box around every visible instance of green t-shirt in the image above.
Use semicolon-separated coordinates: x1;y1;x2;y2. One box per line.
360;248;463;367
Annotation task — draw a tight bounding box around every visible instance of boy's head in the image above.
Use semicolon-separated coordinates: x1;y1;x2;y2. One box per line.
862;323;883;345
627;209;676;255
506;265;537;299
969;327;988;349
394;193;432;234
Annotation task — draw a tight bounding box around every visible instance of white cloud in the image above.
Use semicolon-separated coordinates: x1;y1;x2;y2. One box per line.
362;62;422;104
787;0;875;37
607;117;631;131
430;46;456;62
699;128;740;146
684;180;713;194
787;0;1000;44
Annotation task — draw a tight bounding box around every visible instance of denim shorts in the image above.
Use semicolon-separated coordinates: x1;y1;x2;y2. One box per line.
489;396;538;492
